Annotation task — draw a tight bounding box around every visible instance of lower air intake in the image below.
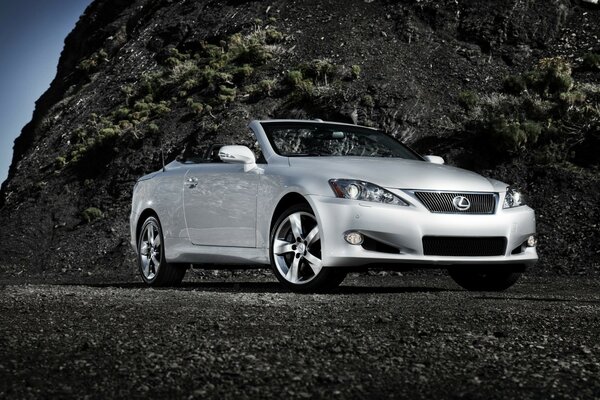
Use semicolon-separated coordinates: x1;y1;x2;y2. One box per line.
422;236;507;257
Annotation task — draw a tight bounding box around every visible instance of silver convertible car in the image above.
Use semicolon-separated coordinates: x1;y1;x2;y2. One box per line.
130;119;538;291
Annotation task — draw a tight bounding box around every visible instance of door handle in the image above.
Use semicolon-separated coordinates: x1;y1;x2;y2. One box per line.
186;177;198;188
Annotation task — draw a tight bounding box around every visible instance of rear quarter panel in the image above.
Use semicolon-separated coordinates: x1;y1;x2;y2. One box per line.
130;167;189;252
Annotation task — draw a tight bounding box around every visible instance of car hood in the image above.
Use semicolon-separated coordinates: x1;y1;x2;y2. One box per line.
288;157;504;192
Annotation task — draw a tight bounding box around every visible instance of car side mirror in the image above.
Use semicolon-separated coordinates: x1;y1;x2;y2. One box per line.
219;145;257;172
424;155;445;165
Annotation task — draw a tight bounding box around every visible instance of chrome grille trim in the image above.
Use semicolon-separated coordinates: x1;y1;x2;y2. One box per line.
410;191;498;214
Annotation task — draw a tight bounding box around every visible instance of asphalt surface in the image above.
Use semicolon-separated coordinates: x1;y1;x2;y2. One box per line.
0;273;599;399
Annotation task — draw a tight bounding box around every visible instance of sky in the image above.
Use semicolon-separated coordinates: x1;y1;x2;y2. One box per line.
0;0;92;187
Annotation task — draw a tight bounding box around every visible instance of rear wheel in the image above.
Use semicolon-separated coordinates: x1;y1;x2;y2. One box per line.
137;216;186;286
448;266;523;291
270;204;346;292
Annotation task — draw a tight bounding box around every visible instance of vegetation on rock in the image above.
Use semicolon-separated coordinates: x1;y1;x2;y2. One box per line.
464;57;600;166
81;207;103;223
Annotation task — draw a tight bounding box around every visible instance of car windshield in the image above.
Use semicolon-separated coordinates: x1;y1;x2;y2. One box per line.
261;122;422;159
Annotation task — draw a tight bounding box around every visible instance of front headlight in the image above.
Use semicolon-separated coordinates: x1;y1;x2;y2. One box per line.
503;187;525;208
329;179;408;206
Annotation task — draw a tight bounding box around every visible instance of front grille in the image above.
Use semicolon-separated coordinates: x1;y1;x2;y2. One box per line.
423;236;507;256
414;191;496;214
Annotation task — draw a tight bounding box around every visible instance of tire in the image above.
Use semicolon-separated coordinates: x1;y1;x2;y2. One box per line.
448;266;523;291
270;204;346;293
137;216;186;287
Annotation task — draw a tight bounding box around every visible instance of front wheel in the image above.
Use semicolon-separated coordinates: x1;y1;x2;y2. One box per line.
448;266;523;291
270;204;346;292
137;216;186;286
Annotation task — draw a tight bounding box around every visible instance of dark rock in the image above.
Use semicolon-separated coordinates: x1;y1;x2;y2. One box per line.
0;0;599;277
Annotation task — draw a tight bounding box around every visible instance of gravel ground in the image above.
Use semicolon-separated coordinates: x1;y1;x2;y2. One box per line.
0;274;599;399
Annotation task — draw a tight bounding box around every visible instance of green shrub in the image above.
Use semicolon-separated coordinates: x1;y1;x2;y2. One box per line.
199;66;218;86
468;55;598;163
246;79;277;99
521;96;553;120
559;90;586;108
182;78;198;91
164;48;189;68
171;60;200;81
141;72;164;97
528;57;573;97
582;53;600;71
232;64;254;81
55;156;67;169
238;42;273;65
77;49;108;73
165;57;181;68
286;70;304;87
350;65;361;80
302;59;336;84
131;110;150;121
148;123;160;134
521;120;543;144
201;43;224;61
218;86;237;103
259;79;276;95
501;57;574;99
121;84;135;103
503;75;527;95
71;127;87;143
120;84;134;94
361;94;375;108
113;107;130;119
82;207;103;223
293;80;315;99
487;118;525;152
186;98;204;114
78;58;98;72
134;101;151;111
486;118;542;152
191;102;204;114
99;127;118;139
214;72;234;84
119;120;133;130
265;29;284;44
458;90;479;110
153;101;171;115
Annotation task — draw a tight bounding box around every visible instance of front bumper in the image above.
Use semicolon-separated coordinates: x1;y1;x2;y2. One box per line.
306;194;538;268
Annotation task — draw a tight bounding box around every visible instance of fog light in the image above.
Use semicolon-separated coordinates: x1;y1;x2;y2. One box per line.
344;232;364;245
527;235;537;247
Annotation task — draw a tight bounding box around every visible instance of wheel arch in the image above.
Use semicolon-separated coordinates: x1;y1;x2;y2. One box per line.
270;192;312;234
136;208;159;246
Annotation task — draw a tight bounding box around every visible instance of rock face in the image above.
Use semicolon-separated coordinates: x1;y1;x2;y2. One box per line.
0;0;598;276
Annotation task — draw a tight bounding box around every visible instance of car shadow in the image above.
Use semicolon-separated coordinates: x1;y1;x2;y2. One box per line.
82;281;455;294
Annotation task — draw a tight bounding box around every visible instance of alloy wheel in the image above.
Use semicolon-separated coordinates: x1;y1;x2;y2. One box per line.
139;220;162;280
273;211;322;284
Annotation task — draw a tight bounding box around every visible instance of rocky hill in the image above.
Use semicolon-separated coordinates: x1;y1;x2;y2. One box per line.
1;0;599;278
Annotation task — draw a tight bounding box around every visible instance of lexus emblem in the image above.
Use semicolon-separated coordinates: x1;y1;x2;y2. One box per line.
452;196;471;211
